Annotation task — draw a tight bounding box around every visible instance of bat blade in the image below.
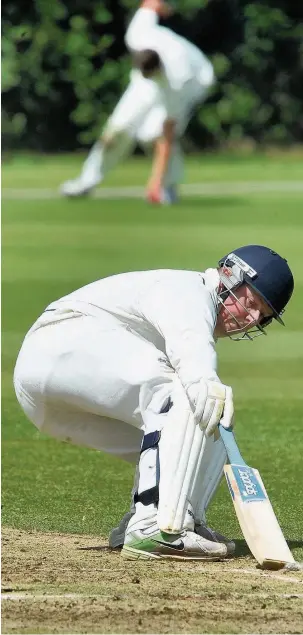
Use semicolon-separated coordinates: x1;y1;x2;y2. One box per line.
224;463;294;569
218;425;294;570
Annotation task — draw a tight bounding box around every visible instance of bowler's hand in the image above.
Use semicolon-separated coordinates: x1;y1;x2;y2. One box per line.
141;0;175;18
146;178;162;204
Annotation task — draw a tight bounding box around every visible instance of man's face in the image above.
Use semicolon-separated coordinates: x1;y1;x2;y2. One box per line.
215;284;274;339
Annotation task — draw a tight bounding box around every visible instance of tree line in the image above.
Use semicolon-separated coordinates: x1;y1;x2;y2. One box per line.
2;0;303;151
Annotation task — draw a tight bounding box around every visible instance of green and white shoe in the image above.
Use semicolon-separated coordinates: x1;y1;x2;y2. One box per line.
195;521;235;556
109;512;235;555
122;522;228;560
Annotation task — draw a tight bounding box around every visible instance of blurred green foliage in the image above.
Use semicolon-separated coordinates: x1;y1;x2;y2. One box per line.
2;0;303;150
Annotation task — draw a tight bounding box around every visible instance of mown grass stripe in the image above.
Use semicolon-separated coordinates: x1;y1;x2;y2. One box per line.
2;180;303;200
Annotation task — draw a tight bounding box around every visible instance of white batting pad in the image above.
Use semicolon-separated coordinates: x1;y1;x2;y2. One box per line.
156;378;208;533
137;376;225;533
190;433;227;524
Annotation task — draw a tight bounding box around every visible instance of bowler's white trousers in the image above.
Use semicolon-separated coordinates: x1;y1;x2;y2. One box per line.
107;70;209;143
99;70;213;187
14;308;226;521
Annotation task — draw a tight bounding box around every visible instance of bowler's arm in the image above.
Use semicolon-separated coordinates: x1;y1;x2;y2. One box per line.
125;5;158;52
125;1;174;51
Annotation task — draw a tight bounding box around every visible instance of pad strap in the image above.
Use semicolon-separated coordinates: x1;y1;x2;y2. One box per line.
134;487;159;506
140;431;161;453
134;430;161;506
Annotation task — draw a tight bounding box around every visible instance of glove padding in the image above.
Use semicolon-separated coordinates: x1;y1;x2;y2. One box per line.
190;379;234;437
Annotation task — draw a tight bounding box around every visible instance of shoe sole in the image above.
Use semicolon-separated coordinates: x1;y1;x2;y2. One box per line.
121;546;226;561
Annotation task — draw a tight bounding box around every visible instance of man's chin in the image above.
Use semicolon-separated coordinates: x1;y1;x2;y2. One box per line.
216;323;247;338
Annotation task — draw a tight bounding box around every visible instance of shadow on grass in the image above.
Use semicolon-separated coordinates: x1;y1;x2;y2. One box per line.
85;196;248;210
175;196;249;209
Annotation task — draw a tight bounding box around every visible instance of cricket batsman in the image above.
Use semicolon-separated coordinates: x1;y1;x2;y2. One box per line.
14;245;294;560
60;0;215;204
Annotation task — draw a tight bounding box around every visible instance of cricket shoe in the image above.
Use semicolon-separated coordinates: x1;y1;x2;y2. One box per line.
161;185;178;204
121;522;228;560
109;512;235;554
109;511;135;549
195;521;235;556
60;176;100;198
147;185;178;205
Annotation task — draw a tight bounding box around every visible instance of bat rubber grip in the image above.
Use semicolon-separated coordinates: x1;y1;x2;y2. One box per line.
218;424;245;466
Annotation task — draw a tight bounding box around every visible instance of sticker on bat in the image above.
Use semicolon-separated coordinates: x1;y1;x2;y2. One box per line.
231;466;267;503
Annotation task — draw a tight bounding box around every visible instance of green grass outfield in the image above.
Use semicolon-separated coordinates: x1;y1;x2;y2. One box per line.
2;153;303;561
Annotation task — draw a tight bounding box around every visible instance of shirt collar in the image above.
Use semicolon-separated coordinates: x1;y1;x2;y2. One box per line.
203;268;220;314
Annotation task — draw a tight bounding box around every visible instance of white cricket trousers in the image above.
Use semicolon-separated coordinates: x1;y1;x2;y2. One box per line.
14;309;226;520
106;70;208;143
13;310;174;463
99;71;212;187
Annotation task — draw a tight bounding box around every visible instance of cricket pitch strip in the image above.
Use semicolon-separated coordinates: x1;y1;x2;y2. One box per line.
2;527;303;634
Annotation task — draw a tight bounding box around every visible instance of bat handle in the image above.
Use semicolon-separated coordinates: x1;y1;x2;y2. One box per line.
218;424;246;466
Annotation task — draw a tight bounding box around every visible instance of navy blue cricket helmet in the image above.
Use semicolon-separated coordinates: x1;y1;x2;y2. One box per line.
218;245;294;325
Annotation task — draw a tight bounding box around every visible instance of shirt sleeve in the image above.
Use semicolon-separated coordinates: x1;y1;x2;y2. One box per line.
146;30;193;91
125;8;158;51
125;9;193;91
137;272;220;391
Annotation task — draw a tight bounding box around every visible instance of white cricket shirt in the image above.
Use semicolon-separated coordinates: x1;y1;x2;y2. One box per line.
44;268;221;392
125;9;214;119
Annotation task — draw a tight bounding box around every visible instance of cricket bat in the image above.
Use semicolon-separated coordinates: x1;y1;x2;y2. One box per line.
218;424;294;570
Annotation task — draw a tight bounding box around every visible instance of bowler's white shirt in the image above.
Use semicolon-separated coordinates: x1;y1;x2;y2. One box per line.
45;268;221;392
125;9;214;119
